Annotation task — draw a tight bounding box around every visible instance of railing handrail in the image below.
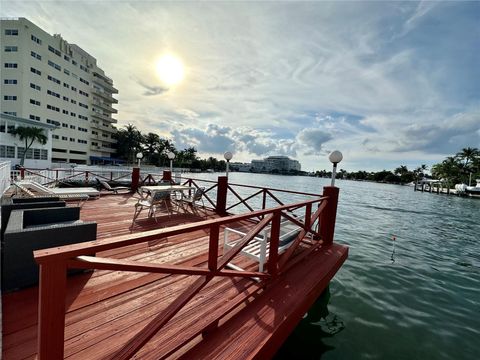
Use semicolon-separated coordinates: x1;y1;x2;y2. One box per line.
34;196;327;263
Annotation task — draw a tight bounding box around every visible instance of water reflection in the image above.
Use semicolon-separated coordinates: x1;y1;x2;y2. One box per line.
274;286;345;359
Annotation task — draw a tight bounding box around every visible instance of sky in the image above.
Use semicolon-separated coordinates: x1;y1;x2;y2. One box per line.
2;1;479;172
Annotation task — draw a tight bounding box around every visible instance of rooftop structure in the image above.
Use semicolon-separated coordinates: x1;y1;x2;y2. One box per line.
0;17;118;166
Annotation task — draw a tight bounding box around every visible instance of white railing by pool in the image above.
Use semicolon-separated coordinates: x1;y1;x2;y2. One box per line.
0;161;12;196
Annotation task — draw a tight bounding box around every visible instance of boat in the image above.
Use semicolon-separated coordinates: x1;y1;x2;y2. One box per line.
455;179;480;197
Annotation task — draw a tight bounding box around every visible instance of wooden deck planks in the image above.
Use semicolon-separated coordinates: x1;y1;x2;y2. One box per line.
178;244;348;360
2;193;347;360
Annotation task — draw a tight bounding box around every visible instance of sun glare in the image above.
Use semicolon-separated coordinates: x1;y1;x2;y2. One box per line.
155;54;185;86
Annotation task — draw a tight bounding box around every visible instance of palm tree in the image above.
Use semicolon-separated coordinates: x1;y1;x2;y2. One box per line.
113;124;142;164
456;147;480;185
12;126;47;166
143;132;160;164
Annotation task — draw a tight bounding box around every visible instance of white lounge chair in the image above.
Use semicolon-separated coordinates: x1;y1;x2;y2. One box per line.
14;180;100;205
177;187;205;215
98;180;130;194
223;215;306;273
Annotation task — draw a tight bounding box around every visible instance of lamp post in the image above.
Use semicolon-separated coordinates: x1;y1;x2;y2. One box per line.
328;150;343;186
224;151;233;177
167;151;175;173
136;152;143;167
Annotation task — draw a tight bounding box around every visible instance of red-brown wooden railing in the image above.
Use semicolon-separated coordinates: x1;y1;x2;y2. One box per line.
34;182;338;359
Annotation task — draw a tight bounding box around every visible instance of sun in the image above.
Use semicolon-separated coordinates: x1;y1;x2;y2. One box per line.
155;54;185;86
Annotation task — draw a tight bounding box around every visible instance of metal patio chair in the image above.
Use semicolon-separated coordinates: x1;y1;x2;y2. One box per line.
178;187;205;215
130;189;171;229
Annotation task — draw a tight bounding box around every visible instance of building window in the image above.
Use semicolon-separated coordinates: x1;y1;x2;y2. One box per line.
62;109;68;114
64;55;70;61
48;45;61;56
47;89;60;98
79;103;88;109
47;119;60;126
80;64;89;73
30;51;42;60
72;60;77;66
62;123;68;128
70;138;75;142
70;112;76;117
47;75;61;84
63;83;70;89
47;104;60;112
71;99;77;104
70;125;76;129
41;149;48;160
80;78;90;85
7;124;16;133
48;60;61;71
4;46;18;52
62;136;68;140
4;96;17;100
2;112;16;116
31;35;42;44
30;67;41;75
30;83;41;91
63;96;69;101
29;115;41;121
30;99;41;106
52;134;59;139
78;139;88;144
5;29;19;36
0;145;16;158
64;69;70;75
4;63;18;68
4;79;17;84
79;115;88;121
71;86;77;92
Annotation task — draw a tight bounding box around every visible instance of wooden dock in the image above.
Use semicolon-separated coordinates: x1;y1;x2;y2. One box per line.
2;176;348;359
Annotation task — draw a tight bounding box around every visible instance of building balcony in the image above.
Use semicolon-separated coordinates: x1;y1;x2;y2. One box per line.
92;112;117;124
91;88;118;103
90;121;116;133
92;100;117;114
92;75;118;94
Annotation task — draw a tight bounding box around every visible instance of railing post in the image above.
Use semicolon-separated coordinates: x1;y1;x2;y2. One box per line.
131;167;140;193
208;224;220;271
319;186;339;245
37;261;67;360
163;170;172;183
55;169;58;181
267;210;281;276
20;168;25;180
85;171;89;185
216;176;228;216
305;203;312;232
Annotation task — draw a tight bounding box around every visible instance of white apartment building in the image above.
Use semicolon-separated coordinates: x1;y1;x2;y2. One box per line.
0;17;118;165
251;156;301;172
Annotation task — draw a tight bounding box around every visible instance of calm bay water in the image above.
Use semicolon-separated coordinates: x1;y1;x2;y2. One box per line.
187;172;480;360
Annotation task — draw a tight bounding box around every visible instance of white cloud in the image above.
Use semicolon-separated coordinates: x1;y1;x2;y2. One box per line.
3;1;478;171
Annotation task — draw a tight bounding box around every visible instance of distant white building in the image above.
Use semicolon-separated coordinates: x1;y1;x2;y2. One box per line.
0;113;56;168
230;162;252;172
1;17;118;165
251;156;301;172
